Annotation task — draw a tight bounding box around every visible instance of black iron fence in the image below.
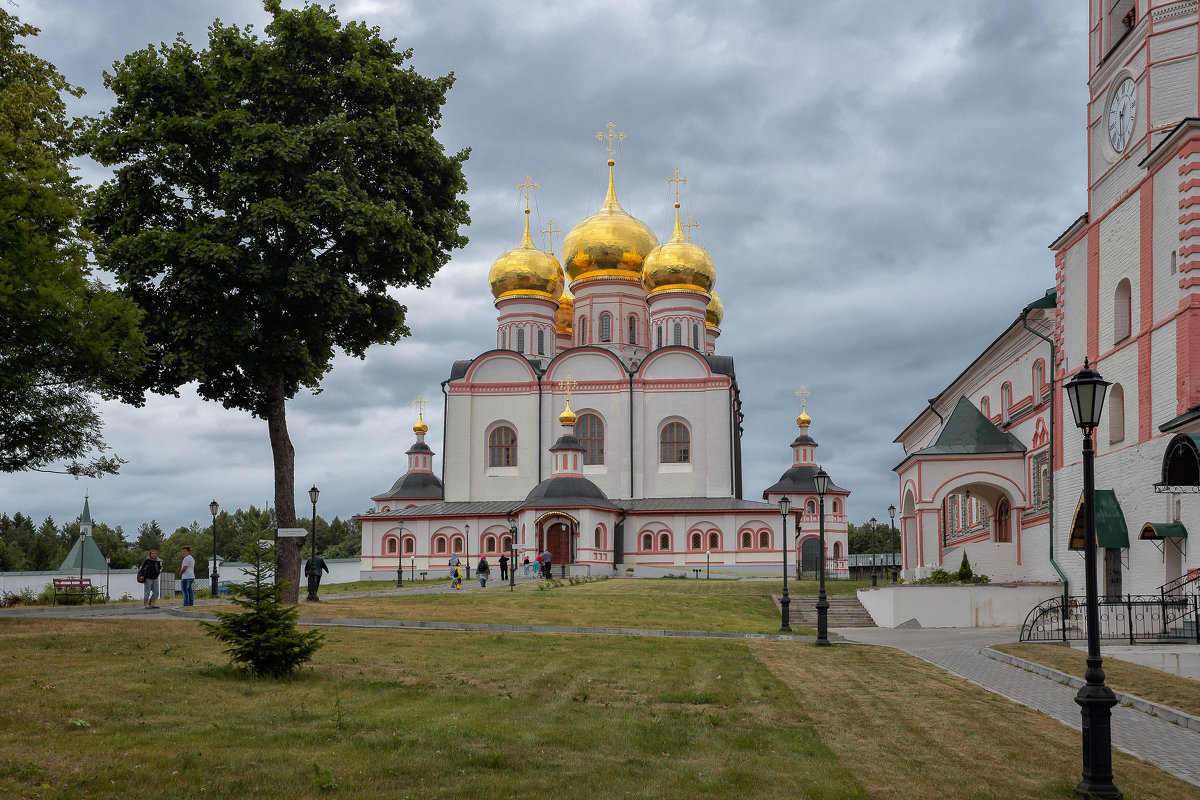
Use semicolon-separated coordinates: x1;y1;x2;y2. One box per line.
1019;592;1200;644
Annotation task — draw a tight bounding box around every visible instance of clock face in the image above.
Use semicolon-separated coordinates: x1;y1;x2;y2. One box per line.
1108;77;1137;153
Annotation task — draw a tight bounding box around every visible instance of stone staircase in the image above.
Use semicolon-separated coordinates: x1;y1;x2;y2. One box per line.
785;593;876;628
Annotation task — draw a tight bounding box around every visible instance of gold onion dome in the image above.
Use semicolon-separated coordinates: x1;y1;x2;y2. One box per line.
562;160;659;283
558;399;577;426
642;203;716;294
555;287;575;331
796;410;812;428
413;414;428;435
488;209;564;300
705;290;724;327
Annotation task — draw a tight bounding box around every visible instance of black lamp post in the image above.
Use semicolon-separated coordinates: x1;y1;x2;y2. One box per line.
1065;358;1120;800
209;499;219;596
308;486;319;592
778;496;792;632
395;518;404;588
888;504;898;583
869;516;878;586
507;514;519;592
814;467;830;646
705;549;711;579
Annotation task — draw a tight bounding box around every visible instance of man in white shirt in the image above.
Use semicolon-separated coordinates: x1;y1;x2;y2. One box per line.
180;546;196;607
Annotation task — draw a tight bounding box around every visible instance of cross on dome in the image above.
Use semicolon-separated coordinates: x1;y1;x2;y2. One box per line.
542;220;561;256
596;121;625;159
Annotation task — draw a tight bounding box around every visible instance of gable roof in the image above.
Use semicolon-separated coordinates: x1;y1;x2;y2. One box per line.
917;396;1026;455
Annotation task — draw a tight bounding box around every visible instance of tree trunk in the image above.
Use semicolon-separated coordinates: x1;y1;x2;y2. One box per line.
266;383;300;604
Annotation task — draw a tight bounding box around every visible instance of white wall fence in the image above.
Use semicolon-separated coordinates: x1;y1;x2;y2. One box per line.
1;569;173;600
857;583;1064;628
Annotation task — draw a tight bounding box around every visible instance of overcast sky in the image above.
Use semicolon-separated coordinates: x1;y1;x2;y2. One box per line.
3;0;1089;539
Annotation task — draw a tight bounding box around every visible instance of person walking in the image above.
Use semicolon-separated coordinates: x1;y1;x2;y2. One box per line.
498;553;509;581
140;549;164;608
179;546;195;607
304;550;329;601
451;563;462;589
541;549;552;580
522;555;531;577
477;557;490;588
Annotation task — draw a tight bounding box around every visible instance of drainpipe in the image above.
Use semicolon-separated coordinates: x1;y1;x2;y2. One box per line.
1021;309;1068;597
440;380;450;489
537;370;544;484
629;365;636;498
927;397;944;426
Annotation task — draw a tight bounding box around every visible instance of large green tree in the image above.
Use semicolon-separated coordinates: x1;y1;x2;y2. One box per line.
85;1;469;601
0;9;145;477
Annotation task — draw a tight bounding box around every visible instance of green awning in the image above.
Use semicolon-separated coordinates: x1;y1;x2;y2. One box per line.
1139;522;1188;540
1068;490;1129;550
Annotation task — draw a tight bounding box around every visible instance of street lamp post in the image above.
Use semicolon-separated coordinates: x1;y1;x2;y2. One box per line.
1065;358;1120;800
888;504;898;583
705;549;710;579
778;497;792;632
814;468;830;646
508;515;519;592
869;516;878;586
395;518;404;588
208;500;219;596
308;486;319;600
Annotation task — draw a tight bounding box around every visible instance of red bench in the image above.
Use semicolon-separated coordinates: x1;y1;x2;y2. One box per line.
52;577;94;605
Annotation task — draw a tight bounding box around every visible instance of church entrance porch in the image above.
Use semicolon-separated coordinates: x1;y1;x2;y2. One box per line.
537;518;574;573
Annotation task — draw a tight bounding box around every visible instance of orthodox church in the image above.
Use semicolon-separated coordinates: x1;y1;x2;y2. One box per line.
894;1;1197;599
357;138;850;577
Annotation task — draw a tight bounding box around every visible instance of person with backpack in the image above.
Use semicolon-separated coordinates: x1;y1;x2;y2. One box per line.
451;563;462;589
139;550;164;609
477;557;490;588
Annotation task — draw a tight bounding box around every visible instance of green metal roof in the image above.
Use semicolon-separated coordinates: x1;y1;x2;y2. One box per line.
58;535;110;572
1023;288;1057;312
918;396;1027;455
1068;490;1129;550
1139;522;1188;540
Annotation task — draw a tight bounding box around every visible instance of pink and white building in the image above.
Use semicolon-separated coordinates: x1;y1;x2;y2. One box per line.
895;0;1198;598
357;155;849;577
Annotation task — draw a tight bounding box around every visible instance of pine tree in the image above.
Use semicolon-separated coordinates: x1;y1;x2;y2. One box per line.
201;541;322;678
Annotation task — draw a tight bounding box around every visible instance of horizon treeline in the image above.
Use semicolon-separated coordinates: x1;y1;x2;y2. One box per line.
0;506;361;574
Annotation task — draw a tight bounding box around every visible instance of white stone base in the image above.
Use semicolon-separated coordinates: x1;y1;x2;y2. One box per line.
856;583;1064;628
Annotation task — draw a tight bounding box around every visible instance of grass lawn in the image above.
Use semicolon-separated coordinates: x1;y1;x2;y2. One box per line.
230;577;834;636
993;642;1200;718
0;617;1192;799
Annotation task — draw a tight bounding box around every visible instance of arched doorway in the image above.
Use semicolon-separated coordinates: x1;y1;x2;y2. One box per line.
801;537;821;576
537;518;573;567
996;499;1011;543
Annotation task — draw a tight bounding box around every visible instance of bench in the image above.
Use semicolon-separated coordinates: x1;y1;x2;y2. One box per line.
52;577;94;605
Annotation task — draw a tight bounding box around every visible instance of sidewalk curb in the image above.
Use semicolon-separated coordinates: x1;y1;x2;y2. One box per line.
983;646;1200;733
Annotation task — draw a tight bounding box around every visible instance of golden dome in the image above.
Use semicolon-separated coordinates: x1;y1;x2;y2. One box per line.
413;413;428;435
561;160;659;283
706;290;724;327
796;411;811;427
489;209;564;300
558;399;577;426
555;287;574;332
643;203;716;295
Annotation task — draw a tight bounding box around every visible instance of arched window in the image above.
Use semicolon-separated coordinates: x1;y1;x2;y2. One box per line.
806;499;816;514
485;535;496;553
741;531;752;549
1109;383;1125;443
833;542;843;559
452;536;463;553
628;315;638;345
594;526;603;548
1114;278;1132;342
642;533;653;551
516;328;525;353
708;532;719;550
579;317;587;344
500;330;506;350
387;537;398;554
689;532;700;550
660;421;690;463
980;396;990;418
577;413;604;465
832;499;841;515
996;499;1012;543
692;323;699;349
673;323;682;346
659;532;671;551
758;531;770;549
537;329;545;355
599;312;612;342
656;326;663;349
501;535;512;552
1000;382;1012;418
489;425;517;467
403;537;415;554
1033;359;1046;400
434;536;447;554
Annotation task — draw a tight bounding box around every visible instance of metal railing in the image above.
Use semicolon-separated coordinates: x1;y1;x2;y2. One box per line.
1019;593;1200;644
1158;567;1200;600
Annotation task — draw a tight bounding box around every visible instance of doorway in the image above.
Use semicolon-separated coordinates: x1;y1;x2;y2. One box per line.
538;521;572;567
801;537;821;576
1103;547;1122;599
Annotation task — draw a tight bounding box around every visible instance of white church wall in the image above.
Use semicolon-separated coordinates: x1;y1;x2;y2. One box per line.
1097;192;1140;351
1151;319;1178;424
1152;163;1178;322
857;583;1063;628
1060;237;1088;371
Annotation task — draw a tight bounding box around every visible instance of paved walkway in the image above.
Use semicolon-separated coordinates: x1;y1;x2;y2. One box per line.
837;626;1200;787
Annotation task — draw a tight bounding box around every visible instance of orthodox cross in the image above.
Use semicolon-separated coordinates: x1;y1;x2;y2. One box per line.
558;375;579;400
542;220;561;256
666;169;688;204
414;395;427;420
682;215;700;242
796;386;810;415
517;175;538;211
596;121;625;158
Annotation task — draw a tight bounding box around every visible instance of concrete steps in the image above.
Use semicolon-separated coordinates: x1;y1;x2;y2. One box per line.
786;593;876;627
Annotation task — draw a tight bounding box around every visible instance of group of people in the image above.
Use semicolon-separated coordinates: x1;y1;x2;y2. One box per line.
447;550;556;588
135;546;332;607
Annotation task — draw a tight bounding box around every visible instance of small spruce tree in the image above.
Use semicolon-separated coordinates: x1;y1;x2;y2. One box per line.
201;541;322;677
957;553;975;582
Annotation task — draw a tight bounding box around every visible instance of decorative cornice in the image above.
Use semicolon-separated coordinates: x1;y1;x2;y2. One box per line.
1153;0;1198;26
